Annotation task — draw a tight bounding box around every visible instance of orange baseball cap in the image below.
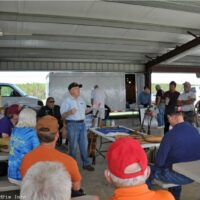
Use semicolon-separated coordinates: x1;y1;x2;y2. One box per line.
37;115;59;134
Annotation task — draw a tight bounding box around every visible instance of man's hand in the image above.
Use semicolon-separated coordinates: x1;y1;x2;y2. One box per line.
62;108;77;119
71;108;77;114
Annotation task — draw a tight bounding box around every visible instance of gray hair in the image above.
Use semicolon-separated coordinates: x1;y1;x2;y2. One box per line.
109;168;149;187
155;84;161;90
20;161;72;200
16;108;36;128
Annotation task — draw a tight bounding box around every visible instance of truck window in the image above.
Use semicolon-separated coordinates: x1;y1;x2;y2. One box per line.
1;86;15;97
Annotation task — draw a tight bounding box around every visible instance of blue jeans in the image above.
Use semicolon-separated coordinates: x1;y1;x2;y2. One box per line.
67;122;91;166
147;165;193;200
157;106;165;126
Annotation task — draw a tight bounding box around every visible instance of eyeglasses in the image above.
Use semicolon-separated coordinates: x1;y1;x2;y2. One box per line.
48;101;55;103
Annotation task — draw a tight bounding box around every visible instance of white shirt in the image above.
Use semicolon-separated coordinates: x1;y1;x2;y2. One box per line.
91;88;106;109
60;95;86;120
178;91;196;112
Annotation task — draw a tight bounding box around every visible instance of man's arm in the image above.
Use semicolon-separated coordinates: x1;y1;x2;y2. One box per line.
155;136;171;167
1;132;9;137
177;93;195;106
156;96;161;106
72;181;81;191
60;100;77;119
61;108;77;119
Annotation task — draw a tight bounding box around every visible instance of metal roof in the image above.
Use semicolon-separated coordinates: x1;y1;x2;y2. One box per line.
0;1;200;71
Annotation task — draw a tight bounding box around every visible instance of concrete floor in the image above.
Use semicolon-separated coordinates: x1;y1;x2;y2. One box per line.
79;148;200;200
78;117;200;200
0;118;199;199
0;144;199;200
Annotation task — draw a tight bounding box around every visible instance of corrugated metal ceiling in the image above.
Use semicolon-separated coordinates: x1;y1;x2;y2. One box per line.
0;0;200;71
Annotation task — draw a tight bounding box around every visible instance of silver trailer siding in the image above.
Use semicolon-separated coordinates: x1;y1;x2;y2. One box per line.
46;72;144;110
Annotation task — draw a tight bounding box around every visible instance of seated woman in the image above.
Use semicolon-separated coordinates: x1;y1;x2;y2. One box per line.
8;108;40;185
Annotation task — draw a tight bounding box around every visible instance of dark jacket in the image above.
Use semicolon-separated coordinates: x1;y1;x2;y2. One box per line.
37;105;63;129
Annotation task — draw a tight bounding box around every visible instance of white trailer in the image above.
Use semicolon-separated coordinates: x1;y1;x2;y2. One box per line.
46;72;144;110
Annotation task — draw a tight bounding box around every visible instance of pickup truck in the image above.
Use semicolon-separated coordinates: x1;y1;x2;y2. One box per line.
0;83;43;110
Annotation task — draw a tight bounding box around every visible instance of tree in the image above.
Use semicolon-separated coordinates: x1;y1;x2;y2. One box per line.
17;83;45;100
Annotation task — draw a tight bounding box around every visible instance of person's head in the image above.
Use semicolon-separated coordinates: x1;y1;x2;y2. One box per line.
5;104;22;125
183;81;191;93
20;161;71;200
169;81;176;92
155;84;161;91
36;115;59;144
167;107;184;127
68;82;82;98
16;108;36;128
105;137;149;188
94;85;99;89
144;86;150;94
46;97;55;109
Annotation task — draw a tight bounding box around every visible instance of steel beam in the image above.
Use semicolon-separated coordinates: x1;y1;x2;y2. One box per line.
146;37;200;69
150;65;200;73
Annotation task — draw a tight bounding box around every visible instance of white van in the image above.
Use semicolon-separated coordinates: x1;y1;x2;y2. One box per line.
0;83;43;110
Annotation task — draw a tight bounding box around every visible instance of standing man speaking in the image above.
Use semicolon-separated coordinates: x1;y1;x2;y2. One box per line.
60;82;94;171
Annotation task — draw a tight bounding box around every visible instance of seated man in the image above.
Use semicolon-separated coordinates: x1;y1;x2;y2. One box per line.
20;161;99;200
147;107;200;200
0;104;22;176
37;97;64;146
20;115;83;197
138;86;151;108
20;161;72;200
0;104;21;137
105;137;174;200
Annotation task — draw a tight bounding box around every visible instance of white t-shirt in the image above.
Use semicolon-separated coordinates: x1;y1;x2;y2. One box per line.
178;91;196;112
91;88;106;109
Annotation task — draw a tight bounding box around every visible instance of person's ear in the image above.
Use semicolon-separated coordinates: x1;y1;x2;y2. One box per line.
124;163;141;174
55;131;59;140
146;166;151;178
104;169;112;184
167;114;171;120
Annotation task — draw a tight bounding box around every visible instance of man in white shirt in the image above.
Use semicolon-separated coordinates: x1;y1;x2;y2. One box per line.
91;85;106;127
177;81;196;124
60;82;94;171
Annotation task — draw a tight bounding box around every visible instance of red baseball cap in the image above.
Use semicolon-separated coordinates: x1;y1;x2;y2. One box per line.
106;137;148;179
7;104;21;115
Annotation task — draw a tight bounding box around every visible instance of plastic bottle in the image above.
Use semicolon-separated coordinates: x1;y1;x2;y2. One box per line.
111;120;115;127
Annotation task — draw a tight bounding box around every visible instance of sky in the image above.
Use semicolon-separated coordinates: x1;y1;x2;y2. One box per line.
0;71;49;84
0;71;199;85
152;73;200;85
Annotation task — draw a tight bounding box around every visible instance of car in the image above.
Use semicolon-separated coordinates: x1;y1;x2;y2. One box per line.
0;83;43;111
